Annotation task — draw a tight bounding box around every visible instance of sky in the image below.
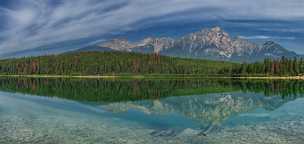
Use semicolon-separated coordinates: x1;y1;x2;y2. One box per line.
0;0;304;55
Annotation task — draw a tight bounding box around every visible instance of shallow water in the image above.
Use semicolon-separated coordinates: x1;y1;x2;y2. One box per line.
0;78;304;144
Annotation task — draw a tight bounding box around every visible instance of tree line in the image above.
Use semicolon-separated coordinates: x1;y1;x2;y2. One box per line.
220;57;304;76
0;51;303;76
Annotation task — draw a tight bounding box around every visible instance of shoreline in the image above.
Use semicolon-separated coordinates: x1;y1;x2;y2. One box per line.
0;74;304;80
235;76;304;80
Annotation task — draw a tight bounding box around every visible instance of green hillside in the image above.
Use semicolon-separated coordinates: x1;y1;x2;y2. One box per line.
0;51;236;76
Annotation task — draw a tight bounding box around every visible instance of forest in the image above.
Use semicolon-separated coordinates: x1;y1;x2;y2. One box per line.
0;51;235;76
0;51;303;76
221;57;304;76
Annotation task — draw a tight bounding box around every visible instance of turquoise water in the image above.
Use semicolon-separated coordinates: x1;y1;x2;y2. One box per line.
0;78;304;144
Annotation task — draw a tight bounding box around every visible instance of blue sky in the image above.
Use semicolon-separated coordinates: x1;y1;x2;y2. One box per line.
0;0;304;55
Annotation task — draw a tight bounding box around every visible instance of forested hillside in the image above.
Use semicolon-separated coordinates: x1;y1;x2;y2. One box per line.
0;51;235;75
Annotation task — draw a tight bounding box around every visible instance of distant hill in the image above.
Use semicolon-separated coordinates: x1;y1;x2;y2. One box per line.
77;27;299;62
0;51;236;75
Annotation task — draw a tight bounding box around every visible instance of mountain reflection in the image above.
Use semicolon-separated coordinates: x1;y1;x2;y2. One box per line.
104;92;286;129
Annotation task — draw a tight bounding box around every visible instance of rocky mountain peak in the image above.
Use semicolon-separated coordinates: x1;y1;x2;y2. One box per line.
232;38;259;55
262;41;283;50
144;37;174;52
257;41;297;58
184;26;234;57
101;39;135;51
211;26;222;32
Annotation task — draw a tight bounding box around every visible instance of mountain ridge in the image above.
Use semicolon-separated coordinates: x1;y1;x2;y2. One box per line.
78;26;298;62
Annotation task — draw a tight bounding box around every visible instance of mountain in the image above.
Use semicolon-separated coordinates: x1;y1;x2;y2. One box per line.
77;26;298;62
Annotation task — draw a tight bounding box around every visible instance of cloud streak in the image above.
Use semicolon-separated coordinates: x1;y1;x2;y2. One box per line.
0;0;304;54
240;35;296;40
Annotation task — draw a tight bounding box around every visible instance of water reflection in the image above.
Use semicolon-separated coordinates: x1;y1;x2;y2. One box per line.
0;77;304;143
104;92;285;131
0;77;304;103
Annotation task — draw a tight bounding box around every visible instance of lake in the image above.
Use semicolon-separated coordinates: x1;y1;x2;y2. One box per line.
0;77;304;144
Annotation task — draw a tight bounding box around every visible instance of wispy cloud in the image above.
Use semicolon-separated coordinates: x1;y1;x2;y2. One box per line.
240;35;296;40
0;0;304;54
260;27;304;33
